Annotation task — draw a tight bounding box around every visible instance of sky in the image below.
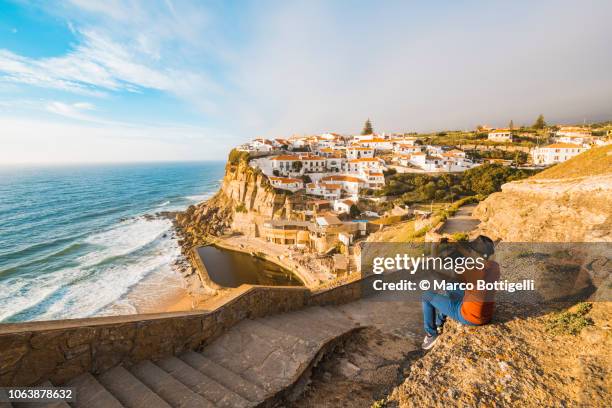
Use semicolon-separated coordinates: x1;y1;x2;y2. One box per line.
0;0;611;164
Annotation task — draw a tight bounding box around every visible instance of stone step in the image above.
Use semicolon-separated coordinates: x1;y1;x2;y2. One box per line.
201;319;321;393
97;366;171;408
65;373;123;408
294;306;357;331
129;361;214;408
179;351;266;403
11;381;71;408
258;310;350;343
155;356;252;408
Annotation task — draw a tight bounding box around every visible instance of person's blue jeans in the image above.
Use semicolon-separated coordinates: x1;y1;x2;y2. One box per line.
422;289;475;337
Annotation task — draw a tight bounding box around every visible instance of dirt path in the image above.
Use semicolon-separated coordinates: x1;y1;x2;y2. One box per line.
439;203;480;235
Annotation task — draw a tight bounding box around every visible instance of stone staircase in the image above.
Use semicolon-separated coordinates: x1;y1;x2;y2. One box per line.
6;306;360;408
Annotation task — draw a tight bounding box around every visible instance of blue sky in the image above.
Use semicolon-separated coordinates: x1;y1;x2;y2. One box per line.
1;0;611;164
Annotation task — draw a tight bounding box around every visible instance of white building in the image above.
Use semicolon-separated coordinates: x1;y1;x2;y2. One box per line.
488;129;514;142
270;155;300;174
299;155;326;173
325;157;346;172
320;175;365;195
531;143;587;165
346;146;375;160
269;176;304;192
555;126;591;138
395;153;414;167
347;157;385;174
352;134;376;142
333;199;356;214
356;138;394;150
394;144;423;154
408;150;474;172
362;171;385;189
306;182;342;200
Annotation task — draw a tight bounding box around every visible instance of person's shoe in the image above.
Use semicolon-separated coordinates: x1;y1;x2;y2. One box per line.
422;334;439;350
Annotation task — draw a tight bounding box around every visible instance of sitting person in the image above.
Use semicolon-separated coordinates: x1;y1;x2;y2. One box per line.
421;235;500;350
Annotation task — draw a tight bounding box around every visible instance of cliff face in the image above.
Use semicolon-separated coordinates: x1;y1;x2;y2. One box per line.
175;157;291;250
474;171;611;242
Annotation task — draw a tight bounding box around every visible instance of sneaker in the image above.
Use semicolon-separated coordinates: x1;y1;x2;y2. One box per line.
422;334;439;350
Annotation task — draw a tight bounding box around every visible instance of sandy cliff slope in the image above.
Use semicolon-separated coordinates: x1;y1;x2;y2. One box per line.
474;145;612;242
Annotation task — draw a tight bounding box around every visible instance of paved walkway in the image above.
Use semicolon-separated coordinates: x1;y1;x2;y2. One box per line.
25;293;421;408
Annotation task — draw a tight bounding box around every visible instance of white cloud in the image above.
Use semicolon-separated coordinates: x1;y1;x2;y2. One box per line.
45;101;96;121
1;0;612;165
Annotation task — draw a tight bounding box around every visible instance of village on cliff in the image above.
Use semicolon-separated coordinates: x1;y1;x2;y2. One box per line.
220;120;612;279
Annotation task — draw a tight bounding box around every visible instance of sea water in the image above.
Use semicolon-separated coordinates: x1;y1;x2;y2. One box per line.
0;162;225;322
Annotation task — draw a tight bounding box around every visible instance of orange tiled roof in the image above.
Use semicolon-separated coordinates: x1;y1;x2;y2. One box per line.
299;155;325;161
321;183;342;190
348;157;381;163
270;155;299;161
321;175;365;183
357;138;388;143
541;143;583;149
269;176;302;183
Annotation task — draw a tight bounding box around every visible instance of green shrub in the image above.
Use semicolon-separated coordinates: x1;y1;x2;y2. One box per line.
235;203;247;213
228;149;250;165
451;232;469;241
546;303;594;335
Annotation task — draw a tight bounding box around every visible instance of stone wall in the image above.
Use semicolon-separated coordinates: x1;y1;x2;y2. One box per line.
0;275;372;387
0;285;308;387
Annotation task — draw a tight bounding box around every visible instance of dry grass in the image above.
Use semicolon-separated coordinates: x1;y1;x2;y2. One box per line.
533;144;612;180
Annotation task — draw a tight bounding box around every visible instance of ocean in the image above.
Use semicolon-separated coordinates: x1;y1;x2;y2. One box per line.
0;161;225;323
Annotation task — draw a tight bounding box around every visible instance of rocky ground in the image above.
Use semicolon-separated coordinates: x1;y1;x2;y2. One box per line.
387;301;611;408
291;301;611;408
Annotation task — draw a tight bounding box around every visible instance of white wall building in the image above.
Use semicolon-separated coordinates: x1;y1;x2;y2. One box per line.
306;182;342;200
346;146;375;160
320;175;365;195
394;144;423;154
347;157;385;174
356;138;394;150
333;199;355;214
488;130;514;142
531;143;587;165
362;171;385;189
270;155;300;174
269;176;304;192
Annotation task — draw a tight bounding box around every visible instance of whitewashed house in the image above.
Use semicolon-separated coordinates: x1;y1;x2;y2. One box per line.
488;129;514;142
347;157;385;174
356;138;394;150
270;155;300;175
306;182;342;200
333;199;356;214
269;176;304;192
394;144;423;154
252;138;276;151
320;175;365;195
555;127;591;138
531;143;587;165
325;157;346;172
346;146;375;160
362;171;385;189
300;155;326;173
